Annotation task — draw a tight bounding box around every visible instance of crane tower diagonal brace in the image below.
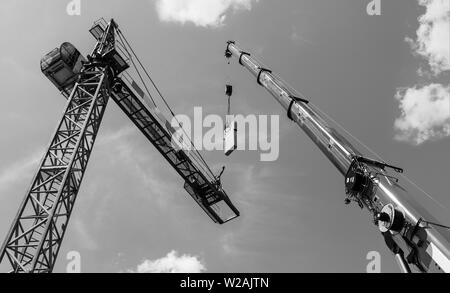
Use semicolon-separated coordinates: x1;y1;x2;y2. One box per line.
225;41;450;273
0;18;241;274
0;67;111;273
110;79;240;224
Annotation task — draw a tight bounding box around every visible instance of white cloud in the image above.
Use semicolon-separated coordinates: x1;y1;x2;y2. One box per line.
394;84;450;144
394;0;449;145
155;0;259;27
129;250;206;273
290;26;315;46
0;127;136;193
0;150;42;192
220;232;238;256
407;0;450;74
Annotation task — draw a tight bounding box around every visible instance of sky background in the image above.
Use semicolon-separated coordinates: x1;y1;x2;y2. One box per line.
0;0;449;273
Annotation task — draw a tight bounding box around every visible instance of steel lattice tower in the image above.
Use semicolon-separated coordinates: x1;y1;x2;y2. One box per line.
0;67;111;273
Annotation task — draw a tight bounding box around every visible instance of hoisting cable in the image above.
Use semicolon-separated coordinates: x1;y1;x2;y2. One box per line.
225;42;234;128
116;32;157;108
116;29;217;181
224;44;239;158
420;218;450;230
116;37;215;178
117;30;215;180
117;30;212;175
215;166;226;188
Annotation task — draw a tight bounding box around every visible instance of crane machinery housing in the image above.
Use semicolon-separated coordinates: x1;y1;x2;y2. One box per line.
0;19;240;273
225;41;450;273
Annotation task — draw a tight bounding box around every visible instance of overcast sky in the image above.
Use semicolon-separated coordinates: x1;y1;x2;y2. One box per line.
0;0;449;273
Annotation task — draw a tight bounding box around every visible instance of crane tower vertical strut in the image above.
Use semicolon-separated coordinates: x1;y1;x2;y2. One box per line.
0;19;240;273
0;67;111;273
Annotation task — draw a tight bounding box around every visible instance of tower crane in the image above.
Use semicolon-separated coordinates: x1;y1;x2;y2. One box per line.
225;41;450;273
0;18;240;273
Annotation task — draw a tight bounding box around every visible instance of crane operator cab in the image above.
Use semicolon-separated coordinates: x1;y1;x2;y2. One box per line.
41;42;86;97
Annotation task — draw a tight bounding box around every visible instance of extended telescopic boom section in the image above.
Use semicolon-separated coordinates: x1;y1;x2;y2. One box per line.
0;19;240;273
225;41;450;273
